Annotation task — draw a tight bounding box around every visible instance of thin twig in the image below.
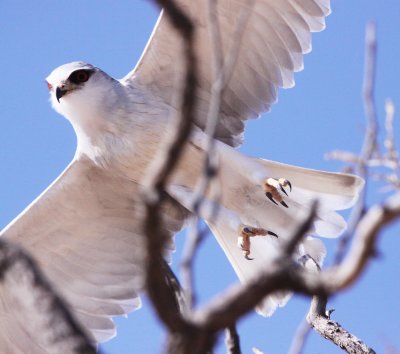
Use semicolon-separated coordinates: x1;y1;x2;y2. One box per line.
287;319;311;354
384;99;397;161
283;201;317;255
179;0;226;309
334;22;378;264
326;151;400;170
181;220;209;308
327;99;400;191
140;7;395;354
252;347;264;354
225;324;242;354
143;0;197;333
384;99;400;180
191;205;318;330
180;0;256;308
190;192;400;343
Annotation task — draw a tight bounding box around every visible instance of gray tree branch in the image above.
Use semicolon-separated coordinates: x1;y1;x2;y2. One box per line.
142;1;205;352
141;4;399;354
225;324;242;354
190;193;400;344
334;22;378;265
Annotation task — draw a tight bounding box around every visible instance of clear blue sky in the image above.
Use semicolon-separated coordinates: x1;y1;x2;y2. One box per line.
1;1;399;353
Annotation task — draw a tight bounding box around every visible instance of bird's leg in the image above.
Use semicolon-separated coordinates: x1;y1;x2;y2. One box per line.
263;178;292;208
238;225;278;260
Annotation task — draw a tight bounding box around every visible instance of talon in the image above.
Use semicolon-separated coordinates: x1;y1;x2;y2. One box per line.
280;200;289;208
280;185;288;196
241;226;268;237
238;234;252;259
267;231;278;238
282;179;292;192
265;192;278;205
278;178;292;193
264;178;292;207
239;226;277;260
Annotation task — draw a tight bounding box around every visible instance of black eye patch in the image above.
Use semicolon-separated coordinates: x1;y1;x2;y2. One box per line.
68;69;93;84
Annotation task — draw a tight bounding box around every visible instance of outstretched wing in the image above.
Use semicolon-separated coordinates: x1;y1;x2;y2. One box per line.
0;157;187;352
123;0;331;146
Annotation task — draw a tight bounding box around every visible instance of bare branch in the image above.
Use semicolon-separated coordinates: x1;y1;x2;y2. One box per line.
383;99;400;188
283;201;317;255
140;7;396;354
181;221;210;308
181;0;256;309
334;22;378;264
326;99;400;191
160;259;189;316
324;193;400;290
225;324;242;354
302;251;376;353
288;319;311;354
308;316;376;354
361;22;379;162
191;205;317;330
190;192;400;336
143;0;197;334
252;348;264;354
326;152;400;170
384;99;398;163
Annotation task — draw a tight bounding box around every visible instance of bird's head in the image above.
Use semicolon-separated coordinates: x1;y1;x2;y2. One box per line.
46;61;125;152
46;61;120;127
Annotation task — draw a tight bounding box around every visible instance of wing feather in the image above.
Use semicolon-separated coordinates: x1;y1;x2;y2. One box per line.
123;0;331;146
0;157;187;350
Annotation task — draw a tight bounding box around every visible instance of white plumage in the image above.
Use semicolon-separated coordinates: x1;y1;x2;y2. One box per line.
0;0;364;352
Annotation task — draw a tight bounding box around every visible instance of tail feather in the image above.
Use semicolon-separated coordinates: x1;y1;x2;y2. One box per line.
169;145;363;316
216;157;361;315
207;221;291;316
257;159;364;210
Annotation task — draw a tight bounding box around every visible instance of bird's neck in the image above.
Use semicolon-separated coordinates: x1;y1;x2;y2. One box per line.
72;110;132;167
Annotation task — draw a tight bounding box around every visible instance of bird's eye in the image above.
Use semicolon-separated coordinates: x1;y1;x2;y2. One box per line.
69;69;92;84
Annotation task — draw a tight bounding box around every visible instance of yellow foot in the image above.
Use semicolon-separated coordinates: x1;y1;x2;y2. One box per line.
263;178;292;208
238;225;278;260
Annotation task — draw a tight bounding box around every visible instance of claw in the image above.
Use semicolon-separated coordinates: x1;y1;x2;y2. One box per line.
267;231;278;238
280;200;289;208
239;235;253;260
244;254;254;261
278;178;292;193
265;192;278;205
280;185;288;196
239;226;277;260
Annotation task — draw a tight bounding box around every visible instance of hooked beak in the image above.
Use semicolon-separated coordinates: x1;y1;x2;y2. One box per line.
56;87;67;103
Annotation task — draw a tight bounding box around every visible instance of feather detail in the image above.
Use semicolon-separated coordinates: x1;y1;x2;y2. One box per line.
168;139;362;316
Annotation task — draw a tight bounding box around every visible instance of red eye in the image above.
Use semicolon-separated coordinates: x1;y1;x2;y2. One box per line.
69;69;91;84
77;71;88;82
47;82;53;91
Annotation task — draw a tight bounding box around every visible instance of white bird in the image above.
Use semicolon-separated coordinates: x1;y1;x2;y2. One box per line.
1;0;363;352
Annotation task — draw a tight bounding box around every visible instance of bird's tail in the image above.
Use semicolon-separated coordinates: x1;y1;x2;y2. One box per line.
169;143;363;316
